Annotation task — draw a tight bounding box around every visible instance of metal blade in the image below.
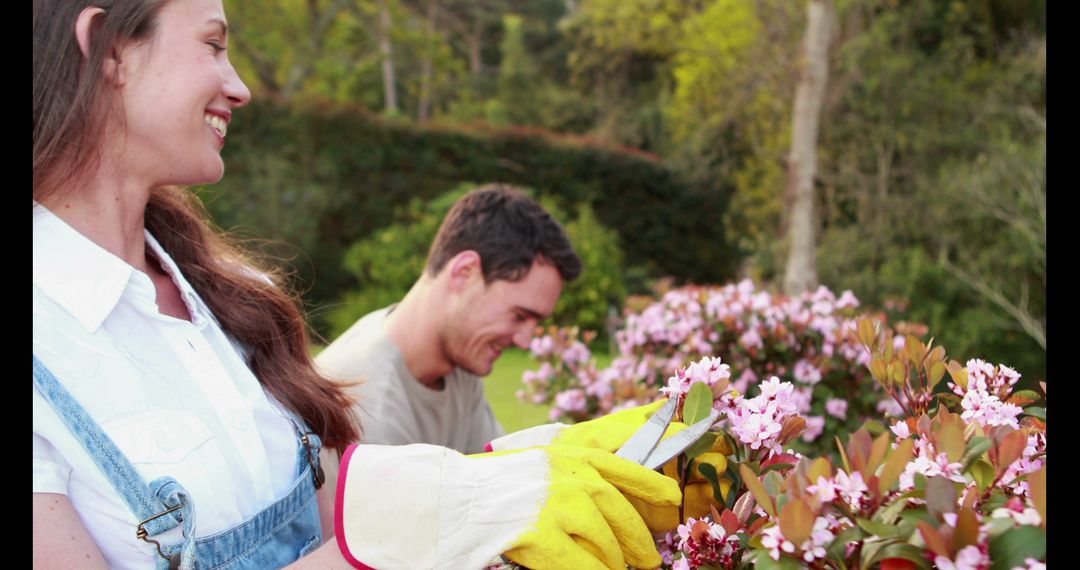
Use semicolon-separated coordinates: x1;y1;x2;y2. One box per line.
614;398;678;464
641;408;720;470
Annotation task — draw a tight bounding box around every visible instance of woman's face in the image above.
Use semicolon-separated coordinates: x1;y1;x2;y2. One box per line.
115;0;250;187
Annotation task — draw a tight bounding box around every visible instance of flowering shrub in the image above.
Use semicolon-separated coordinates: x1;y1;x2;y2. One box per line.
514;299;1047;569
649;321;1047;569
520;280;891;455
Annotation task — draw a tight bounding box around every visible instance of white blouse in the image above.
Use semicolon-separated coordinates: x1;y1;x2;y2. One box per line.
33;205;301;569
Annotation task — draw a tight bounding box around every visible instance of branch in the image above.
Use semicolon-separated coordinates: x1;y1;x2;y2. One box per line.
939;255;1045;350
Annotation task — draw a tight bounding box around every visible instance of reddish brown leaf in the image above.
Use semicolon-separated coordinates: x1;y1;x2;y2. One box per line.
917;522;950;558
994;430;1027;476
879;438;915;492
779;498;814;546
719;509;741;536
954;508;979;551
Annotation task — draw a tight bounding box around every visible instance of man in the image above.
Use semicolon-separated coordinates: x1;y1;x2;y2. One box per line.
317;184;582;453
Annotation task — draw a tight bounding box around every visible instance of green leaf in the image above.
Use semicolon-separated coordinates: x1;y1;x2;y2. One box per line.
1007;390;1042;406
684;431;718;462
867;542;933;570
739;464;776;518
899;509;936;527
827;525;867;561
936;393;964;411
749;549;806;570
761;462;797;475
1023;406;1046;421
698;462;726;505
859;419;887;436
960;436;992;472
856;517;915;539
970;460;996;491
683;381;714;425
937;422;965;463
988;526;1046;570
875;495;911;525
763;470;785;497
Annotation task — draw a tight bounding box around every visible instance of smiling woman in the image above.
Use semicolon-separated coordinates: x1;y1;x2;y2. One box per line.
34;3;682;570
33;0;358;568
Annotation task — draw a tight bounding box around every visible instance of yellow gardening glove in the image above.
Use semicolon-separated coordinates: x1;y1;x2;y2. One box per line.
334;443;681;570
486;399;734;533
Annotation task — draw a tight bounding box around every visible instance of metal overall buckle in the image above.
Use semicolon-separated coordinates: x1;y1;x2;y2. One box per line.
136;504;183;569
301;432;326;490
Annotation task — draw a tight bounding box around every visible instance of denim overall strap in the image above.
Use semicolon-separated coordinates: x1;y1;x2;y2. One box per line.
32;354;181;537
153;421;324;570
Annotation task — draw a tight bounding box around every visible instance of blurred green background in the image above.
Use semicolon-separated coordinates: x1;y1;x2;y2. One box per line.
209;0;1045;389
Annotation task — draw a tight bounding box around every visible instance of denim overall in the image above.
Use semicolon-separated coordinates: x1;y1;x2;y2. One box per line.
33;354;325;570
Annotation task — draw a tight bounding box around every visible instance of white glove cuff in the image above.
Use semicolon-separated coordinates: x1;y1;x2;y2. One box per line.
484;423;569;452
336;444;447;569
336;444;550;570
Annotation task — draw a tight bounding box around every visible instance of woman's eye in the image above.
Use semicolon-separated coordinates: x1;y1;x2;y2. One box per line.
207;41;226;53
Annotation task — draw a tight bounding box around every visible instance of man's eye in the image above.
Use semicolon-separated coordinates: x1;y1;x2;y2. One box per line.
207;41;226;53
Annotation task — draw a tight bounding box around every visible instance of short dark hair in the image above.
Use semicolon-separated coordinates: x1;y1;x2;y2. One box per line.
426;185;582;283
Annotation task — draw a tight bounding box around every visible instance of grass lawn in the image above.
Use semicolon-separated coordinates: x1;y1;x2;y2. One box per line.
484;348;614;434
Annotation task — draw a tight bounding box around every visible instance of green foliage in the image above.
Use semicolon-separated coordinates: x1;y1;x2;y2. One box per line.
323;186;470;337
207;99;734;336
554;203;626;338
322;184;629;341
816;0;1046;383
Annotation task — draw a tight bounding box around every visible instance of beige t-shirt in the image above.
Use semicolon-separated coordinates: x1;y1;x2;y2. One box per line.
316;306;504;454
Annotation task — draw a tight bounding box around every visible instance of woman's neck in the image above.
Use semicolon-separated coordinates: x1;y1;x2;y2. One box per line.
40;170;154;273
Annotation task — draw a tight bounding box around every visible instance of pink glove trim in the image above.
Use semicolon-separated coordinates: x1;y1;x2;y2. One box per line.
484;442;493;453
334;444;377;570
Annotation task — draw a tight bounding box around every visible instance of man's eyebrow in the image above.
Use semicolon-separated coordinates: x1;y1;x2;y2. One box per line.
514;306;546;320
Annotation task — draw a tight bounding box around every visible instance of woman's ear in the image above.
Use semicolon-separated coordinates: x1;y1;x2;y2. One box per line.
75;7;125;84
74;7;105;60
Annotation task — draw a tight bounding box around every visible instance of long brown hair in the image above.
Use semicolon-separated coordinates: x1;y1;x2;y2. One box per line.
33;0;360;449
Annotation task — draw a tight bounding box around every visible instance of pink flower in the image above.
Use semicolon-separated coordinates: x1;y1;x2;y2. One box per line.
877;399;905;418
560;341;591;365
738;328;764;350
553;389;586;414
836;290;859;309
934;544;989;570
760;525;796;561
833;470;869;510
807;475;839;502
825;398;848;419
529;335;555;357
801;415;825;442
793;359;823;385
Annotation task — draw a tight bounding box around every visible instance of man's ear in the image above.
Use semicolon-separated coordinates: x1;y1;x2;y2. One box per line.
75;7;127;85
445;251;483;292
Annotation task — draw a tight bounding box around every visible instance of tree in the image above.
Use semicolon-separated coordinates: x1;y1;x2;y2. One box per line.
782;0;835;295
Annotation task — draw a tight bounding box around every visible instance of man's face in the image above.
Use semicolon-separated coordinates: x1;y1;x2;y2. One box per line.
444;259;564;376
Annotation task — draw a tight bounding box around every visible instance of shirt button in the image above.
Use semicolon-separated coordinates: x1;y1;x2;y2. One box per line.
157;432;177;452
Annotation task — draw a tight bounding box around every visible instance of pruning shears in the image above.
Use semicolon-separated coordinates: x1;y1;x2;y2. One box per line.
614;397;721;470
